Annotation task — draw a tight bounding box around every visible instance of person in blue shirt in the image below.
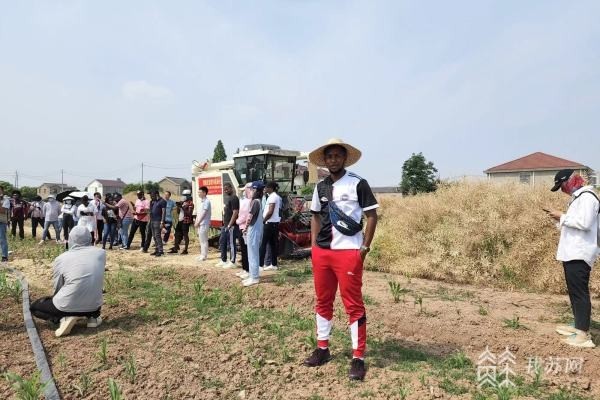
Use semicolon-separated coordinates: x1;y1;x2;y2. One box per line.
162;191;176;244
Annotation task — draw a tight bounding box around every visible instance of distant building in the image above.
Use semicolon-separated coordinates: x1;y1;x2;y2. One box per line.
37;183;77;198
86;179;126;196
484;152;592;187
158;177;190;196
372;186;401;194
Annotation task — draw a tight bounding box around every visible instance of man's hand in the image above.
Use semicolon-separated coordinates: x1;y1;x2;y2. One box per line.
546;209;562;221
359;246;370;262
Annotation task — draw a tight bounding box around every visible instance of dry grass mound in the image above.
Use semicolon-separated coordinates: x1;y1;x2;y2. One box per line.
368;182;600;295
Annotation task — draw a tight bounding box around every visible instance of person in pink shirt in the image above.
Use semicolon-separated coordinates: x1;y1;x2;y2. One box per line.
125;191;150;249
234;183;252;279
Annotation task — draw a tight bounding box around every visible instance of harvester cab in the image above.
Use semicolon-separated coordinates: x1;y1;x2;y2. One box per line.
191;144;314;257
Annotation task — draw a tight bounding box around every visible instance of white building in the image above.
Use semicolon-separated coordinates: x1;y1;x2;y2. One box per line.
86;179;126;196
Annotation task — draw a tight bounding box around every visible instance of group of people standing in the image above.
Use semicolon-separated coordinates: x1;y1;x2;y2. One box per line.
211;180;282;287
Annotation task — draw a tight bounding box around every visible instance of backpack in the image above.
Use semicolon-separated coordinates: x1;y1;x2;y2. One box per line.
325;185;363;236
573;190;600;247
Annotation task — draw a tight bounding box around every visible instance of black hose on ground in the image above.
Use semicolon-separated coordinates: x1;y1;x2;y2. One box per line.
1;265;61;400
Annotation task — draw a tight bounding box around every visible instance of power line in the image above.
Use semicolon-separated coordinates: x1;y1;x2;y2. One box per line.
143;163;189;170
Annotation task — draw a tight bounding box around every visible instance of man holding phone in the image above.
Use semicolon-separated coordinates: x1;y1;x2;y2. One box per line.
545;169;599;348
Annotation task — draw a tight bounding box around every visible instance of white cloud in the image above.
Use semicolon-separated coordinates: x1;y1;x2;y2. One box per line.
121;80;173;101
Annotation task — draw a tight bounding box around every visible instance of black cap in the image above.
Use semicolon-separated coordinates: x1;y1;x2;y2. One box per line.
551;169;574;192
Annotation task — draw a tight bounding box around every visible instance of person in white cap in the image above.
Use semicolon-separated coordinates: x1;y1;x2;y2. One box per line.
546;169;599;348
303;138;378;381
61;197;77;249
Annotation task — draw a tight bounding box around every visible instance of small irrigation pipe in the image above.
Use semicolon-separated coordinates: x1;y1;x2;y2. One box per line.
2;265;61;400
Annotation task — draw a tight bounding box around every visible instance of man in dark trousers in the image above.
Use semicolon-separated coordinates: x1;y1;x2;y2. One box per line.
169;190;194;255
546;169;598;348
303;138;378;381
143;190;166;257
216;183;239;269
10;190;28;240
126;190;150;250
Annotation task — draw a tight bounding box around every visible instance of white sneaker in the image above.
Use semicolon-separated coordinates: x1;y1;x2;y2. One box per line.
238;271;250;279
215;260;226;267
235;270;246;277
196;256;207;262
562;330;596;348
87;316;102;328
242;277;259;287
222;261;236;269
55;316;82;337
263;265;278;271
38;240;45;245
555;324;577;336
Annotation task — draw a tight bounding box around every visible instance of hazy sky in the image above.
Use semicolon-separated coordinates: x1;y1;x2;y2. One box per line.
1;1;599;188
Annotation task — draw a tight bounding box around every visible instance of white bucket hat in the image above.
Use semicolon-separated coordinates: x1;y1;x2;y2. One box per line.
308;138;362;168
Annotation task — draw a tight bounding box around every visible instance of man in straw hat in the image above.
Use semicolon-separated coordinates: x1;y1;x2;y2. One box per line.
545;169;599;348
304;138;379;380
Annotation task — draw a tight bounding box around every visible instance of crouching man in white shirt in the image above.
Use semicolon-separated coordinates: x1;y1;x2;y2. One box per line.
546;169;599;348
30;226;105;337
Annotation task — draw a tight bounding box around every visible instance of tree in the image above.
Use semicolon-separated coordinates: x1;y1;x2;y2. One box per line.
0;181;14;194
212;140;227;163
123;181;161;194
399;153;438;195
19;186;38;200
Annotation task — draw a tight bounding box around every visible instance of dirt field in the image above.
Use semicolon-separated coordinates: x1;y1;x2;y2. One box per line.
1;235;599;400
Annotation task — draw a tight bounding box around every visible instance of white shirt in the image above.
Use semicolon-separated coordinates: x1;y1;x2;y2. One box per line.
1;196;10;210
198;198;211;226
92;199;105;221
263;192;282;223
556;186;600;267
311;171;379;250
61;203;76;215
77;204;97;233
43;200;62;222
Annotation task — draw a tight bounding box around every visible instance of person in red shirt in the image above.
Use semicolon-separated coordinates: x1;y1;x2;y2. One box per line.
126;191;150;250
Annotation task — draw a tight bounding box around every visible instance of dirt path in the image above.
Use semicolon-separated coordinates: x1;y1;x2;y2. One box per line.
2;241;599;399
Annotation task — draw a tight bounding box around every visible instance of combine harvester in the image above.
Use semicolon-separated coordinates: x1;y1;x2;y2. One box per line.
190;144;318;258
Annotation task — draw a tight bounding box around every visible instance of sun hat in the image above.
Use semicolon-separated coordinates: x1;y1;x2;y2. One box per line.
308;138;362;168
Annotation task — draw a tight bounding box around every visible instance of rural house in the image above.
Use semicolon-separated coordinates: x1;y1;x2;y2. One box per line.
37;183;77;198
158;177;190;196
484;152;594;187
85;179;126;195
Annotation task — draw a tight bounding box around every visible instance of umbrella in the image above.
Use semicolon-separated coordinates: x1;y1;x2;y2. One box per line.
66;191;94;200
55;190;75;202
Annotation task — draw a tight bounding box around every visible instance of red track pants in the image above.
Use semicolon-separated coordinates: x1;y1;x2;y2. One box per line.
311;245;367;359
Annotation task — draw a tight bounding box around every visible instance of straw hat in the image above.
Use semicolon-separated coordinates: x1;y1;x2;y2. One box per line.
308;138;362;168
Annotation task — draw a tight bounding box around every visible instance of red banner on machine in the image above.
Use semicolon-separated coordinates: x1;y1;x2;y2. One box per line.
198;176;222;195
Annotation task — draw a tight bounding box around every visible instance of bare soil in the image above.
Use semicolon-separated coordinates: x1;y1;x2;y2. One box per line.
0;283;38;398
1;236;599;399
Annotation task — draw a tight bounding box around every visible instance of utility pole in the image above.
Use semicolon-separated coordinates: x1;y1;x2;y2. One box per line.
14;170;18;189
141;162;144;192
61;169;64;191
